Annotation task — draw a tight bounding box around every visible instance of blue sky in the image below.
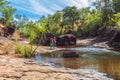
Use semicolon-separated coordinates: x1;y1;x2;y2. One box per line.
6;0;95;21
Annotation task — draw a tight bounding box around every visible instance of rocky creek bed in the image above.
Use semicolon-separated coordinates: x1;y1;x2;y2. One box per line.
0;55;113;80
0;36;115;80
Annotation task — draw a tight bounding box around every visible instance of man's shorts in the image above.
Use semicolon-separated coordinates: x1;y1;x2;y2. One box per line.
50;43;54;47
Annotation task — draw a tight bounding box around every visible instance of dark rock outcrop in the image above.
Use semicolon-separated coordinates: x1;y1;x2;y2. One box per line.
97;27;116;41
108;30;120;49
0;25;16;37
56;34;76;46
97;26;120;49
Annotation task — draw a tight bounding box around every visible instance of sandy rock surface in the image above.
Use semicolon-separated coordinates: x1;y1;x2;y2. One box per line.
0;36;114;80
0;56;113;80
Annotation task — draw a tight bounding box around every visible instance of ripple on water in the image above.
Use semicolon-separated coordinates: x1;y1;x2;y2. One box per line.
68;46;120;55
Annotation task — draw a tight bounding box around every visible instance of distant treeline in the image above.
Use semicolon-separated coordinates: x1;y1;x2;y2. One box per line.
0;0;120;40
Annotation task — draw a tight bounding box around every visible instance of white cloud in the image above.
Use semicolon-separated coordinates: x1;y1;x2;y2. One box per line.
14;6;36;14
7;0;35;14
6;0;96;20
29;0;54;15
63;0;89;8
51;4;63;11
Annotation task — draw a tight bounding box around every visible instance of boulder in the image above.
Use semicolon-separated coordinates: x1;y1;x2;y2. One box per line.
56;34;76;46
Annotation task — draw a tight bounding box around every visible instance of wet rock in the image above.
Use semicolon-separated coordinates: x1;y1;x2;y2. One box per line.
62;51;79;58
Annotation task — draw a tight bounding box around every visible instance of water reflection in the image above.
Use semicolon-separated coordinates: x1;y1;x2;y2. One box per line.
35;49;120;79
95;56;120;79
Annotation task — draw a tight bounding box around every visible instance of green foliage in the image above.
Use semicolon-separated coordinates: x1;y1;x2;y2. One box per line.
50;25;60;36
111;13;120;27
15;43;31;58
93;0;114;27
81;10;102;32
62;6;80;30
29;29;37;43
0;0;9;8
1;0;120;39
14;15;29;31
14;15;47;43
1;0;120;59
112;0;120;13
38;12;63;35
1;6;15;26
20;26;29;37
0;0;15;26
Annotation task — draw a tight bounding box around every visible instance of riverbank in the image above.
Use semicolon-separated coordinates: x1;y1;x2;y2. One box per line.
0;36;114;80
77;38;110;49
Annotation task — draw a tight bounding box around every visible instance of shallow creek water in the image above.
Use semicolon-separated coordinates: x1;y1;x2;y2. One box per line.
35;46;120;80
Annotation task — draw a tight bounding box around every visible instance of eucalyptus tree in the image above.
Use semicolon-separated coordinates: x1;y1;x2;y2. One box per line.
93;0;113;27
15;15;29;33
110;0;120;28
38;12;63;35
37;15;48;31
78;7;101;34
49;11;63;35
112;0;120;13
0;0;9;9
78;7;90;27
52;11;62;26
0;0;15;26
79;7;90;19
1;6;15;26
62;6;80;31
47;15;54;29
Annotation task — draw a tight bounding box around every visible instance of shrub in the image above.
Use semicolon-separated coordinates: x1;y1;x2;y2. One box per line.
111;13;120;27
15;43;32;58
